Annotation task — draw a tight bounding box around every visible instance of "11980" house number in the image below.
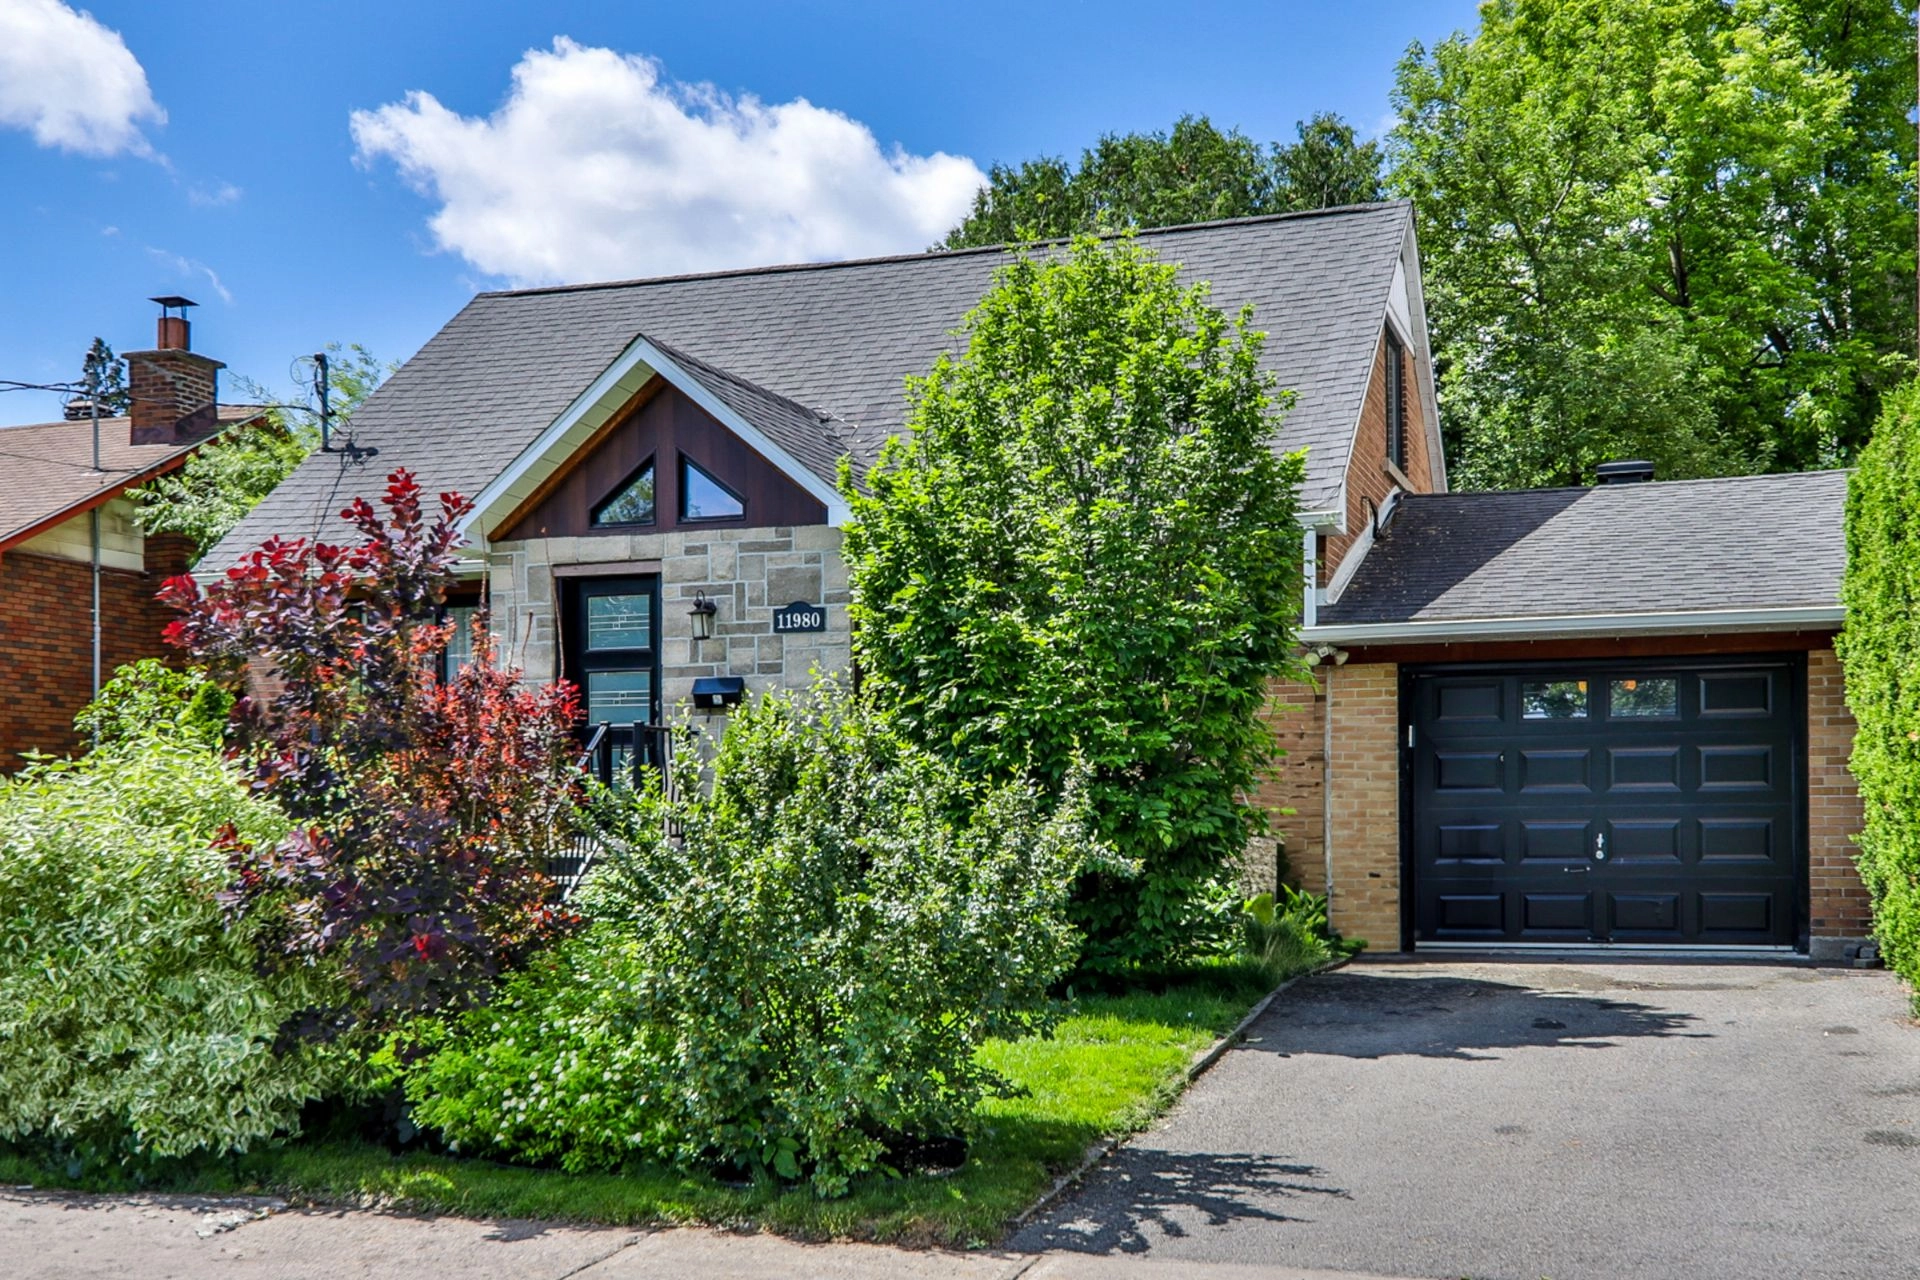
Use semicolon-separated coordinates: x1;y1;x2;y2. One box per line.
771;601;827;633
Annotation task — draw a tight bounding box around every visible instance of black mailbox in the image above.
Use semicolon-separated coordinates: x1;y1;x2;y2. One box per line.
691;675;746;710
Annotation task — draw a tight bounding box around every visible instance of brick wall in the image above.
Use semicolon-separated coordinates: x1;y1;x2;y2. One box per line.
127;348;221;445
1807;646;1871;948
1250;674;1326;896
1324;325;1435;580
0;529;192;769
1326;661;1402;948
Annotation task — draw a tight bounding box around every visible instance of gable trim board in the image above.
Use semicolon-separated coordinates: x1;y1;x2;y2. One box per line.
466;333;852;544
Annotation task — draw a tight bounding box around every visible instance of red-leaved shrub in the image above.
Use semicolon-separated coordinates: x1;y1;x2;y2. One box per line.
161;470;581;1036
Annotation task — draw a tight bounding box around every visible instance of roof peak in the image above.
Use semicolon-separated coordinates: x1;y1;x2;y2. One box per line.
474;200;1414;301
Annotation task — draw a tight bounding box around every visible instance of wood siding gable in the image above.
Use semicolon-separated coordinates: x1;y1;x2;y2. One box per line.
495;377;828;542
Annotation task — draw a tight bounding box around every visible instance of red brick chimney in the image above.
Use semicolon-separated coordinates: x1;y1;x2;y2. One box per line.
126;296;223;446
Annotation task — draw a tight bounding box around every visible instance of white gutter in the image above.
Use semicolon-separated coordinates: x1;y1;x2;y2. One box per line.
1302;604;1843;647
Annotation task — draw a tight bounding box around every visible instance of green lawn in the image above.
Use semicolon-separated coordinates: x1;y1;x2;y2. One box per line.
0;964;1274;1248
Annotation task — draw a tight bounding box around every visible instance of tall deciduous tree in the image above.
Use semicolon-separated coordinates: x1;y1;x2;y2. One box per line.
1390;0;1917;489
842;237;1308;971
942;113;1382;248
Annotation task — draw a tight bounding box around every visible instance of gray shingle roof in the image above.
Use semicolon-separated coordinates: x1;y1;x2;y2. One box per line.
1319;470;1850;629
206;203;1413;570
644;335;857;487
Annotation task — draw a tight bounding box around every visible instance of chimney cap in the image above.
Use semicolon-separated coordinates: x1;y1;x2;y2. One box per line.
150;295;197;312
1596;459;1656;485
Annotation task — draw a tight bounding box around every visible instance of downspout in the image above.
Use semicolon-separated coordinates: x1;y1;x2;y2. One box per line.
1302;520;1333;899
90;508;101;708
88;393;102;736
1324;664;1335;902
1301;525;1317;630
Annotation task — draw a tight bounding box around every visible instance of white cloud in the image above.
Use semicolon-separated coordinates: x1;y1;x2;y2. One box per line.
188;180;242;207
350;38;986;286
146;247;232;304
0;0;162;156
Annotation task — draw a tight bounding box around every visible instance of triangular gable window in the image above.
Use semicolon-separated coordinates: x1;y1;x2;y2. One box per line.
680;455;745;521
591;459;656;527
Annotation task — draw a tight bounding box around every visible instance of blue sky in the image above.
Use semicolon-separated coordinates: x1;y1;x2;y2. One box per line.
0;0;1480;426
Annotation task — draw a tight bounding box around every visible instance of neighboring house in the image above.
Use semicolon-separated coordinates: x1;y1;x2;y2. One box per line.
207;200;1870;961
0;303;258;769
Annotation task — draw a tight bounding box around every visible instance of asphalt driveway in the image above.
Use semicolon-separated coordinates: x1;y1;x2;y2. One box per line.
1011;960;1920;1280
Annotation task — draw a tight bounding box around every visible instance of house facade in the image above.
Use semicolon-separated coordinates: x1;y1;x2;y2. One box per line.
211;201;1871;960
213;203;1440;781
0;305;256;769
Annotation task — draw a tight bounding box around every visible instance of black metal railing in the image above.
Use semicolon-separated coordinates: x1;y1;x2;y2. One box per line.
554;721;677;901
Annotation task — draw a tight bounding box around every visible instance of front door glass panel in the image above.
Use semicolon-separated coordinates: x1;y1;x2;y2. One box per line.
564;575;661;785
587;593;653;650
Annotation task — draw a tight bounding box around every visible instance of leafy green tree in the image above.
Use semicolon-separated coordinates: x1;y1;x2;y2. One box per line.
1275;112;1384;211
942;112;1383;248
1839;378;1920;1005
1390;0;1917;489
135;342;393;559
78;336;129;415
842;236;1309;971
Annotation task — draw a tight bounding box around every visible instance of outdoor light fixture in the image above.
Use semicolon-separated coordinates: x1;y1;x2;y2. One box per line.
1304;644;1350;668
689;590;718;643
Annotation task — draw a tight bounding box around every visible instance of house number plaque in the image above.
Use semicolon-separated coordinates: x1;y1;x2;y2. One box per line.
772;601;828;633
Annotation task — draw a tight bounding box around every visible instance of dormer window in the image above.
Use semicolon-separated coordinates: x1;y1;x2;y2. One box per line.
1384;327;1408;473
591;459;656;527
680;455;744;521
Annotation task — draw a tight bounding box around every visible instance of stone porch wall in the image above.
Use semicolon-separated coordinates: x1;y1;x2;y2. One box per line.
482;524;851;713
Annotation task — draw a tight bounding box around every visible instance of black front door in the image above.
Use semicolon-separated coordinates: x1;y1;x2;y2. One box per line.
562;575;661;778
1409;659;1802;947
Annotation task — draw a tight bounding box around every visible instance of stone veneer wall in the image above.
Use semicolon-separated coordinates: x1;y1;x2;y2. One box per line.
483;524;852;712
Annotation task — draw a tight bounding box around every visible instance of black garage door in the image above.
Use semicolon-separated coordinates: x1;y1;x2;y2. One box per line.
1409;659;1803;947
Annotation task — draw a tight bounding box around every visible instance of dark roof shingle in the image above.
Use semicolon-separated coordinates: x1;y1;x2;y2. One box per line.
1319;470;1850;629
206;204;1414;569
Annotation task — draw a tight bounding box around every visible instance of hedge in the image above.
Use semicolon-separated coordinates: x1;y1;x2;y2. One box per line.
1839;377;1920;1002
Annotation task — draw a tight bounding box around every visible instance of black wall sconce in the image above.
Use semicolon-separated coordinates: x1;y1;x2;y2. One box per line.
689;589;718;643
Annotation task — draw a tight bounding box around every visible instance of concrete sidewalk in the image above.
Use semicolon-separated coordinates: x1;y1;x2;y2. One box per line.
1;1188;1413;1280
